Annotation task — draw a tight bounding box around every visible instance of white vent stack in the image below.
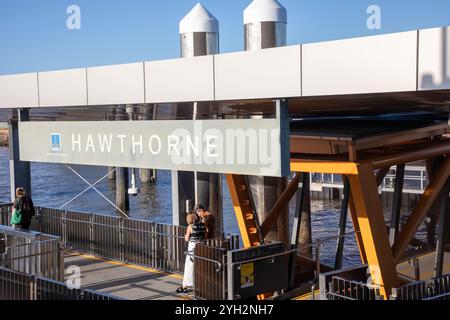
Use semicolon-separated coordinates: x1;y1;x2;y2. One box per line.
244;0;287;51
179;3;219;58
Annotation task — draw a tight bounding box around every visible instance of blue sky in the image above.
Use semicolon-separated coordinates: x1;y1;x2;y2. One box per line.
0;0;449;75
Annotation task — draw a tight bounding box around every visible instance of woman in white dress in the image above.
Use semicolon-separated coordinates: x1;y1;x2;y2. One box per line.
177;212;206;294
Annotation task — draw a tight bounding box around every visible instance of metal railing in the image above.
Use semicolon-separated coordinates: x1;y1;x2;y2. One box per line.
0;267;119;300
320;265;450;300
33;207;191;274
0;225;64;281
187;229;363;300
193;237;240;300
0;204;239;275
311;165;429;195
392;274;450;300
325;276;382;300
0;203;11;226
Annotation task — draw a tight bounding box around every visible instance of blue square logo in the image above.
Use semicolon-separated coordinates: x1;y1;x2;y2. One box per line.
51;133;62;151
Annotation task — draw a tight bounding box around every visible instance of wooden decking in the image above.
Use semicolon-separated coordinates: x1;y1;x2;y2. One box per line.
64;252;191;300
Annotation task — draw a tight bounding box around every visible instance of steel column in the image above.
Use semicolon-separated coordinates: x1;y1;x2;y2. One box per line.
288;173;307;289
140;105;157;184
116;168;129;215
348;163;399;299
107;108;116;181
425;158;441;247
334;176;350;270
434;179;450;277
9;109;31;202
389;164;405;246
115;107;129;215
171;171;194;227
299;173;312;257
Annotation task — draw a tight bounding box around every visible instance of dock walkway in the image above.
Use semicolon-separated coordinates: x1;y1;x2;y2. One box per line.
64;252;190;300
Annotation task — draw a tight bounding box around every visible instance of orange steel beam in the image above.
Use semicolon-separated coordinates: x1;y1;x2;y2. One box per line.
226;174;262;248
260;173;302;239
372;140;450;169
291;160;358;175
348;163;400;299
226;174;272;301
348;193;368;264
375;167;391;187
392;155;450;263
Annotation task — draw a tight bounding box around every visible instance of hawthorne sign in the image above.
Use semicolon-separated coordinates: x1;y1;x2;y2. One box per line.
19;120;290;177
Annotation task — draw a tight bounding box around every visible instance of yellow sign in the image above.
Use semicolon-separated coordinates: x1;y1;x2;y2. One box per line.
240;263;255;288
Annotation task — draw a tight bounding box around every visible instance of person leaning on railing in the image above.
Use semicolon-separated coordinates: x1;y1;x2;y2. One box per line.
195;204;216;239
11;187;35;231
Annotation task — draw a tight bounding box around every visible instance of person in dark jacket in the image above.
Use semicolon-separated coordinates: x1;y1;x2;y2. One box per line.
195;204;216;240
12;187;35;230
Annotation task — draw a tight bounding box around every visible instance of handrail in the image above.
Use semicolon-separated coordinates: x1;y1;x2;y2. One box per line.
190;231;363;277
0;249;62;264
186;251;224;272
311;165;430;193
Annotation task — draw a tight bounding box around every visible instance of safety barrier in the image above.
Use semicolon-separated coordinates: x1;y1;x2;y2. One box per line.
32;207;191;274
319;265;382;300
0;203;11;226
391;274;450;300
0;225;64;281
0;267;118;300
193;237;240;300
320;266;450;300
311;165;429;195
0;205;239;275
325;277;382;300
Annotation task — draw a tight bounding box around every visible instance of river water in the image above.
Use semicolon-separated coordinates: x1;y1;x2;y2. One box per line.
0;146;378;268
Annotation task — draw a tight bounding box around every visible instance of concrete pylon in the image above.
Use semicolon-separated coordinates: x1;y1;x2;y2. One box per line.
172;3;223;233
245;0;290;245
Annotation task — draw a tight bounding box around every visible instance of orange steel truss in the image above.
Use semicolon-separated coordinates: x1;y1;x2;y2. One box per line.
226;138;450;300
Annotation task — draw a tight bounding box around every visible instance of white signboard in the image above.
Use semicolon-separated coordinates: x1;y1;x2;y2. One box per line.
19;120;290;177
